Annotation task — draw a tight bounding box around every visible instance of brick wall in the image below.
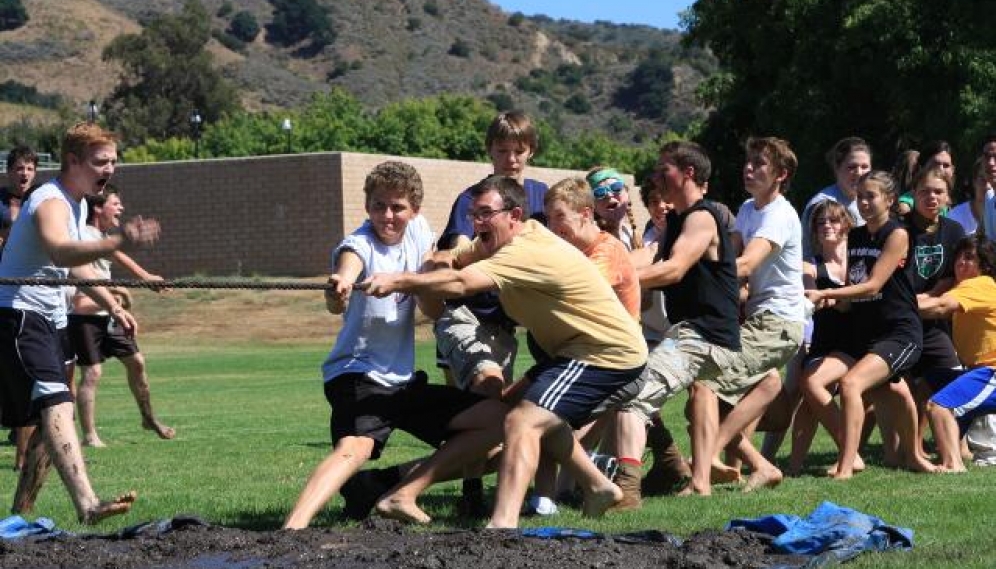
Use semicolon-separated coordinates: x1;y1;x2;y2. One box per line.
40;152;648;277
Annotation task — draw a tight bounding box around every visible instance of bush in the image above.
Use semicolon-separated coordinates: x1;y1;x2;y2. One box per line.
216;1;233;18
486;92;514;111
507;12;525;27
448;38;471;58
423;0;439;17
0;0;28;31
212;29;246;52
266;0;334;49
228;11;260;42
406;17;421;31
563;93;592;114
0;80;62;108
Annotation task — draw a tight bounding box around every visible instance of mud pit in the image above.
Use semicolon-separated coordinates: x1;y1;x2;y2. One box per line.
0;517;808;569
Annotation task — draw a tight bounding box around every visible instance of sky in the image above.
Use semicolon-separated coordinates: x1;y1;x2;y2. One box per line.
489;1;695;31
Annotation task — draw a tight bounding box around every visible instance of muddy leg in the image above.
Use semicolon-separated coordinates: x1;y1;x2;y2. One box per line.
77;365;105;447
121;354;175;440
12;427;51;513
40;402;135;523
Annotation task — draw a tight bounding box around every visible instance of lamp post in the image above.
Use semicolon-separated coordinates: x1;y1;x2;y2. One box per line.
87;100;99;124
281;118;292;154
190;109;203;158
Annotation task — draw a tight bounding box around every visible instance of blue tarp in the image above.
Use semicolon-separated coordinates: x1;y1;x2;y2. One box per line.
727;501;913;567
0;516;62;540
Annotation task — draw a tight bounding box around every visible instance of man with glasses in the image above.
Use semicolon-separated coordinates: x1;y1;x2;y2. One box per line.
429;111;548;517
359;175;647;528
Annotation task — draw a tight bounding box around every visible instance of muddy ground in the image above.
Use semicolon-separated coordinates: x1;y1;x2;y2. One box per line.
0;517;809;569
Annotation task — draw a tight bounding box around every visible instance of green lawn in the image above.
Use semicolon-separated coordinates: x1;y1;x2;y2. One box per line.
0;339;992;568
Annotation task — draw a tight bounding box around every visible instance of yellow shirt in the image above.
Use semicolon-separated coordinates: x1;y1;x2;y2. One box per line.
949;276;996;368
467;220;647;369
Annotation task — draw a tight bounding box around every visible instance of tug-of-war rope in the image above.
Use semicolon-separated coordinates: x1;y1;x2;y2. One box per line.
0;277;335;291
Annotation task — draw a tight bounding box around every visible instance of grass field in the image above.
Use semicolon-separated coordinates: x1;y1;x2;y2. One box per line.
0;336;993;568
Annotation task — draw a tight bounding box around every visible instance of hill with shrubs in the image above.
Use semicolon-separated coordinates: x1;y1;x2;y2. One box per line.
0;0;713;159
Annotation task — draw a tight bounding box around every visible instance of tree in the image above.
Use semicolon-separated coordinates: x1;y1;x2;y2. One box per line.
228;11;260;43
265;0;334;52
0;0;28;31
613;47;674;120
101;0;240;146
684;0;996;207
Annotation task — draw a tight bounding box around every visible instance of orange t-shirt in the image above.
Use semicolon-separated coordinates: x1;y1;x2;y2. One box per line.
584;231;641;320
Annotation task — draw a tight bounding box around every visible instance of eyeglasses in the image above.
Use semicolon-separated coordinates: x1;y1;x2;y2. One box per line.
465;207;512;222
815;217;842;225
593;181;625;200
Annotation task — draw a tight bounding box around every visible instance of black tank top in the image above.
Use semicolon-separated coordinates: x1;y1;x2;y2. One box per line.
808;255;847;357
655;200;740;350
846;220;921;344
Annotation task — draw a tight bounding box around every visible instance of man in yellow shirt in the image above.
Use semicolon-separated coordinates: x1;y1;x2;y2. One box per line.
360;175;647;529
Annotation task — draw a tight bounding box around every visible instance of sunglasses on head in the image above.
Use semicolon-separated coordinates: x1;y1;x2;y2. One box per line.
593;180;625;200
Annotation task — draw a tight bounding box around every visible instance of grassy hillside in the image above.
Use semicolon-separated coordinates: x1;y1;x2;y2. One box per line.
0;0;712;143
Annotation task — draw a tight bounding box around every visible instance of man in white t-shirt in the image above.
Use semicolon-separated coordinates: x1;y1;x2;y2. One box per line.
691;137;806;494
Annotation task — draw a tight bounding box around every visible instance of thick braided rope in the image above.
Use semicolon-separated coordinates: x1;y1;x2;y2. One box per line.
0;277;334;290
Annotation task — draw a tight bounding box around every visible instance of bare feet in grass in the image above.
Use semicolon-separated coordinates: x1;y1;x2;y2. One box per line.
903;455;938;474
82;435;106;448
143;419;176;440
81;491;137;525
827;455;865;477
581;483;622;518
743;466;783;493
710;460;742;484
375;495;431;525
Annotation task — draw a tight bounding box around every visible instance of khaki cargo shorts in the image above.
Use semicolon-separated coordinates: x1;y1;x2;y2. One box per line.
700;311;804;405
434;304;517;391
606;322;739;424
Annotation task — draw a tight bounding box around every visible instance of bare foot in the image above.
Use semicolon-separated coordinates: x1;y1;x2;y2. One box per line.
743;467;783;493
581;483;622;518
677;480;711;496
375;495;431;524
82;435;106;448
81;491;137;524
827;455;865;476
143;419;176;440
903;455;938;474
710;460;742;484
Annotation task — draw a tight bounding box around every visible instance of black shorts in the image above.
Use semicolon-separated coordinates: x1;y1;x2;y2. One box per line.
908;328;961;379
0;308;73;428
523;358;645;429
68;313;139;366
324;372;485;460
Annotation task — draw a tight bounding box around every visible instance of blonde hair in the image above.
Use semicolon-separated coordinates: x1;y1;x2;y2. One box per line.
545;177;593;211
60;122;119;172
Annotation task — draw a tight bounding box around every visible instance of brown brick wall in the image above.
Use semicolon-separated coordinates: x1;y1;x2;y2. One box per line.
38;153;647;277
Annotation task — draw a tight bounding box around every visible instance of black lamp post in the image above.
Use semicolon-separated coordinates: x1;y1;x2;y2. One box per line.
190;109;203;158
281;118;292;153
87;100;99;124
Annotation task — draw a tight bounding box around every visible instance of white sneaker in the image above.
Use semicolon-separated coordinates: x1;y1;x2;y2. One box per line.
972;451;996;467
524;495;559;516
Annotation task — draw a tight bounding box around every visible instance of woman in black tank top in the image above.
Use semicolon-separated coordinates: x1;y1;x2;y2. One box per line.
780;200;853;476
800;171;937;480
